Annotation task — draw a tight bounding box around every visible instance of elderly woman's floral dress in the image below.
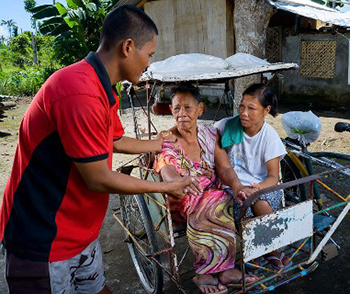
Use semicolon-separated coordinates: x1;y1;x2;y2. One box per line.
154;127;237;275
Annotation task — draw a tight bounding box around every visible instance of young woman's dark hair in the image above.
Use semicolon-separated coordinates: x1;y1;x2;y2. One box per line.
242;83;278;117
100;5;158;51
170;83;201;103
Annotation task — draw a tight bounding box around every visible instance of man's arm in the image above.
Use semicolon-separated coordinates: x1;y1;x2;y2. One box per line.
160;165;202;199
113;130;176;154
113;135;162;154
75;159;191;198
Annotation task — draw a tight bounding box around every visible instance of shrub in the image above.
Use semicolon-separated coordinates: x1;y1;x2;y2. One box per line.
0;66;57;96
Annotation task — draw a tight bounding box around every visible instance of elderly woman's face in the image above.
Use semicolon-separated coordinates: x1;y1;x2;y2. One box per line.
170;92;203;130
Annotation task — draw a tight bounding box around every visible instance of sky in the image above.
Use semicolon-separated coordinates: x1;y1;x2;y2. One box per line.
0;0;51;37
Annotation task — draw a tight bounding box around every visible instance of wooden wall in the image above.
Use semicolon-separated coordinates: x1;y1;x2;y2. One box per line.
144;0;234;61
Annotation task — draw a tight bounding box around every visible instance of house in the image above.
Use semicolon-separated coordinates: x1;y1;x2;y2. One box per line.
266;0;350;110
120;0;350;110
119;0;234;61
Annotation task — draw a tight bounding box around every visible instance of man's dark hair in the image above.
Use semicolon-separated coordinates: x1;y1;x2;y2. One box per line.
100;5;158;51
170;83;201;103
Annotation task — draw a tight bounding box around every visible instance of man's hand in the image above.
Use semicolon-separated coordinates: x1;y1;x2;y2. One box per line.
166;176;202;200
154;130;177;153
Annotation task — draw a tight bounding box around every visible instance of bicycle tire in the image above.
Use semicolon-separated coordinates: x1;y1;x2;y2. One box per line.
120;194;163;294
281;155;307;203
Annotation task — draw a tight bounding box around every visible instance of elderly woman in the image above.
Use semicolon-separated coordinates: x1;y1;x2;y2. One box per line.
154;83;258;294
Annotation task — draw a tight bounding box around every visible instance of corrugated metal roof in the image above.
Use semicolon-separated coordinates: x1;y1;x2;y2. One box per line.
268;0;350;27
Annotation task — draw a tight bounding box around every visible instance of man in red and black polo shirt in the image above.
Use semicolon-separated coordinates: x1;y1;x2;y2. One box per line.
0;5;198;294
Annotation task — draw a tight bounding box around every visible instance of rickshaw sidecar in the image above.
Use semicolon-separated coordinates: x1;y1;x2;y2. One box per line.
113;53;350;293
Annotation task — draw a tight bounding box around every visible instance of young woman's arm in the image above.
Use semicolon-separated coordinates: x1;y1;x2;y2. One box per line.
214;133;256;205
250;157;280;190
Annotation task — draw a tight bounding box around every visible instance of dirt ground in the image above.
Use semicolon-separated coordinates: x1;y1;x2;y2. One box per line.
0;96;350;293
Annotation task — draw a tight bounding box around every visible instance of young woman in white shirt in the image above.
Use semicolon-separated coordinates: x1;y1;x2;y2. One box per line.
214;83;289;274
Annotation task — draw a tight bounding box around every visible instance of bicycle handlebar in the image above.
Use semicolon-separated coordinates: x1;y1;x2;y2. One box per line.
237;164;350;222
334;122;350;133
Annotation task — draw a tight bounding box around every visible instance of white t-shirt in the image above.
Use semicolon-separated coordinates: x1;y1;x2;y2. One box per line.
214;118;286;186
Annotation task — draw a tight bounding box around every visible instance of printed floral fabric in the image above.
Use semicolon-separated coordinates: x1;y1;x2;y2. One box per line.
154;127;236;274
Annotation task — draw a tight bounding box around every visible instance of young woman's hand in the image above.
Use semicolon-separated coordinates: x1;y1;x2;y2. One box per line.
250;182;261;190
234;185;259;206
234;190;247;206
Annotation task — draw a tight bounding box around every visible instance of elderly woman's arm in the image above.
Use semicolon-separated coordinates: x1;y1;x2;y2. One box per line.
214;133;255;205
160;165;202;199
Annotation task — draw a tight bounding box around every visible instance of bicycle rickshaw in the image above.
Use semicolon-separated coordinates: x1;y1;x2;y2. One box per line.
113;53;350;293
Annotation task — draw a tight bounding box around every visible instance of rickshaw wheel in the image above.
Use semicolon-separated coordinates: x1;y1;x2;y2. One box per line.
281;155;307;203
120;194;163;294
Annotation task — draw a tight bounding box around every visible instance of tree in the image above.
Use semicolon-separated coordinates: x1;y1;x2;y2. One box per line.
24;0;39;64
30;0;120;65
12;25;19;37
0;36;6;45
1;19;16;39
24;0;38;31
7;32;32;68
233;0;274;111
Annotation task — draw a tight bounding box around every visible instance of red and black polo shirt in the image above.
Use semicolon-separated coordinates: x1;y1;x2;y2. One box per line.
0;52;124;262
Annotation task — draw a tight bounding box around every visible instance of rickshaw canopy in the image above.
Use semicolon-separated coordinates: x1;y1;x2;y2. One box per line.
140;53;298;83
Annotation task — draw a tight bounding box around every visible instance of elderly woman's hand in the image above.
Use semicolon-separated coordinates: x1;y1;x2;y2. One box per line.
167;176;202;199
183;177;203;197
201;167;214;179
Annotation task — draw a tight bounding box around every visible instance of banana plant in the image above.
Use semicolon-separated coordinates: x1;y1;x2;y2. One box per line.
30;0;120;64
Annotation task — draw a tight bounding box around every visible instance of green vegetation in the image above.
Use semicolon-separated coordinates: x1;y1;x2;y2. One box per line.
291;128;311;135
0;32;58;96
0;0;120;97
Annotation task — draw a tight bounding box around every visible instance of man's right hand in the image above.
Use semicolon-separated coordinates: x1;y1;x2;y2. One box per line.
166;176;202;199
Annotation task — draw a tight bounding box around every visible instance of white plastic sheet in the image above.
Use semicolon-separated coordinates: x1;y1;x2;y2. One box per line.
148;53;229;74
225;53;270;69
141;53;298;82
